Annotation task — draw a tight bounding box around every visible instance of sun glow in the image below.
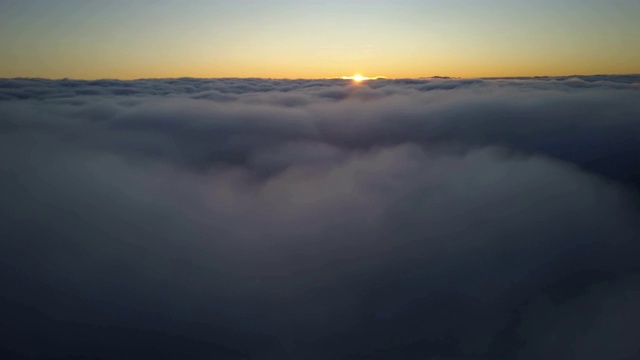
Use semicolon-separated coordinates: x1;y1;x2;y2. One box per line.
341;74;373;83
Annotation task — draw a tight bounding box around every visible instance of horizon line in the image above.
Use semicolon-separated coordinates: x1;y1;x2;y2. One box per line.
1;73;639;82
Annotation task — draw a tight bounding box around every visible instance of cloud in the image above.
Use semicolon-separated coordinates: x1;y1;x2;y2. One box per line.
1;76;640;359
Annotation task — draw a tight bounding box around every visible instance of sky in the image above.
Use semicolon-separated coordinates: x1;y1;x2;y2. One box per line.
1;0;639;79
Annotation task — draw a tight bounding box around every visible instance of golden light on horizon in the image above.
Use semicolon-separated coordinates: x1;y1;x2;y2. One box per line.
353;74;367;82
341;74;377;83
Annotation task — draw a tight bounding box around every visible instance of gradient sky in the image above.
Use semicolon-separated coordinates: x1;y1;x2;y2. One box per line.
1;0;639;79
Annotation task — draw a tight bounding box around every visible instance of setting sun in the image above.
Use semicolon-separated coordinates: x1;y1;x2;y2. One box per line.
341;74;374;83
353;74;367;82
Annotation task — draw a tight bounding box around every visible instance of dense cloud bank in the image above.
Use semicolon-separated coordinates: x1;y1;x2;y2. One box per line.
1;76;640;359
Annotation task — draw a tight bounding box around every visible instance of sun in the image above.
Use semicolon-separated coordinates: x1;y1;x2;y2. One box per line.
341;74;372;83
352;74;367;82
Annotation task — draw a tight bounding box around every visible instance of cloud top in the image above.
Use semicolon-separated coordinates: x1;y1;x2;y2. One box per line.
1;76;640;359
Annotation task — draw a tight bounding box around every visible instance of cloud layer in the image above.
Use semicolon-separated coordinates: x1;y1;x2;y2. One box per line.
1;76;640;359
